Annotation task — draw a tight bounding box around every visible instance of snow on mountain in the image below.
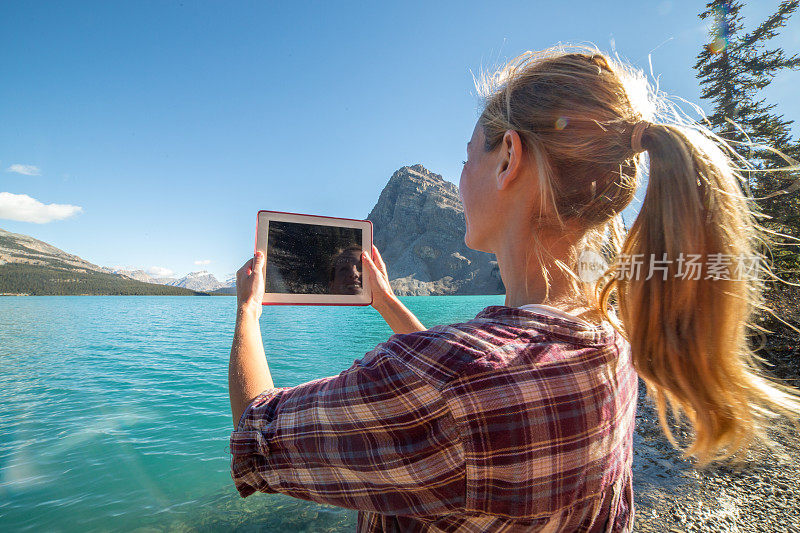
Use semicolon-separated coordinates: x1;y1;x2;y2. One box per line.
106;267;229;292
107;269;155;283
166;271;225;292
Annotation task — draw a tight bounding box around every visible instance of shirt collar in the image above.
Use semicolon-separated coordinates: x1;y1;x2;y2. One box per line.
474;305;619;347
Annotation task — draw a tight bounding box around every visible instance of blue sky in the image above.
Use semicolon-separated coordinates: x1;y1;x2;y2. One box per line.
1;1;798;281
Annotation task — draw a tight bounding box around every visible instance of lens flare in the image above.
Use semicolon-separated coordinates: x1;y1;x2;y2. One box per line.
708;36;727;54
708;4;730;54
555;117;568;130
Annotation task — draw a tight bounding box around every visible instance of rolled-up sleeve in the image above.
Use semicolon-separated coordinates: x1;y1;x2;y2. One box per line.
229;344;466;517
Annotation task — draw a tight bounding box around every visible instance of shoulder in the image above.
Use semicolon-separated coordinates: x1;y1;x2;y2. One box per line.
367;312;549;390
365;304;627;392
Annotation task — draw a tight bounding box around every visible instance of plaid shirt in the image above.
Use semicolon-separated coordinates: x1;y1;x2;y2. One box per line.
230;305;637;532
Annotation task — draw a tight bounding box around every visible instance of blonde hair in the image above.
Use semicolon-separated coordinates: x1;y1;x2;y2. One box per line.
476;45;800;467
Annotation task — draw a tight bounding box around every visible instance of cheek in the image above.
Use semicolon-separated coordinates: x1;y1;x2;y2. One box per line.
462;168;482;205
460;181;471;210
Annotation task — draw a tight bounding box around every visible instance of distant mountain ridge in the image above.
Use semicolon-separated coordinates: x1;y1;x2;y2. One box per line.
107;268;233;292
0;228;200;296
0;227;106;273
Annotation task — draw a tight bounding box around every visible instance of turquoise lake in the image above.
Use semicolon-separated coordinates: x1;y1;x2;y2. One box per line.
0;295;505;532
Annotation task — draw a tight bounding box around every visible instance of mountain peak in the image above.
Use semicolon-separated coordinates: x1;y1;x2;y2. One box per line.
365;165;503;296
394;164;445;183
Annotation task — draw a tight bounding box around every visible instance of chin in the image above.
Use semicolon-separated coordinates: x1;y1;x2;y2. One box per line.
464;232;492;254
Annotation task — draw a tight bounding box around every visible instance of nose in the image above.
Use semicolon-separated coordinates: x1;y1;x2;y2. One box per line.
348;265;360;281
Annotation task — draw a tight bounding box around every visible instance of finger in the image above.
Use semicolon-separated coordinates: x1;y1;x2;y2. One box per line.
361;251;376;271
361;252;385;285
371;245;387;273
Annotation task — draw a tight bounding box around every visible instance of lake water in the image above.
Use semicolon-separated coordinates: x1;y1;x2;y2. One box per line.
0;295;505;532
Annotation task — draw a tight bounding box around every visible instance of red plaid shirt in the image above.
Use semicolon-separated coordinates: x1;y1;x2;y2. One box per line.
230;305;637;532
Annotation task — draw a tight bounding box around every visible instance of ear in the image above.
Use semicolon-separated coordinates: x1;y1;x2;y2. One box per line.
494;130;524;190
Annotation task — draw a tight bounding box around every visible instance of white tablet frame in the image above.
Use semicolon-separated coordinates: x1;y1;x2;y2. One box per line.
255;210;373;306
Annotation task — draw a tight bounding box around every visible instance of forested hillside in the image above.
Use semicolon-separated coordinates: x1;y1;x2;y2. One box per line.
0;263;201;296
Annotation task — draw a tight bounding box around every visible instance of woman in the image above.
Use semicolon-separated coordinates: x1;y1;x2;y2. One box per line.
228;47;800;532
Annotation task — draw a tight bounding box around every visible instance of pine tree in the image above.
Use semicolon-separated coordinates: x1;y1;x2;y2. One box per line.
695;0;800;279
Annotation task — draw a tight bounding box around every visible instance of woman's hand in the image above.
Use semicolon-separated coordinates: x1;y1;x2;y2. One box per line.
361;245;426;334
361;245;397;312
236;251;265;319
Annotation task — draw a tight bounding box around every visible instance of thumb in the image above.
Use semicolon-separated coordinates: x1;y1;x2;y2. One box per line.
253;251;265;274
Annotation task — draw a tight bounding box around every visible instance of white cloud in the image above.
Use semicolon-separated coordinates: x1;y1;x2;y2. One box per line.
147;266;174;277
194;259;212;265
7;164;41;176
0;192;82;223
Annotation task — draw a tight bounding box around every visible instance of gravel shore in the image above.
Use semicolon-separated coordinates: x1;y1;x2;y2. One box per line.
632;379;800;533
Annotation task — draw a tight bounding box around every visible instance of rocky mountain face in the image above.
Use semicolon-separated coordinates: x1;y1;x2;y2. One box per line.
366;164;504;296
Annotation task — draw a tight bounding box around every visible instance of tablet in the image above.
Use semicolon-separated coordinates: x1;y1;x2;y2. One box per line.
255;210;373;306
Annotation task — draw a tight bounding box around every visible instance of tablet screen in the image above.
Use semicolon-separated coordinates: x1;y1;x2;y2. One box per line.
266;220;363;295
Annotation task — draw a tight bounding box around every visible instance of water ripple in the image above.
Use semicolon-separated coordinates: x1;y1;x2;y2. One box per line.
0;294;502;531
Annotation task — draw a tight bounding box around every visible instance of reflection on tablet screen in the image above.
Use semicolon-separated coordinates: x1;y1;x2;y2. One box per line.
266;220;363;295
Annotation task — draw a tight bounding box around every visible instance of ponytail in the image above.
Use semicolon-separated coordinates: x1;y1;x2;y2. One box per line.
599;123;800;466
477;45;800;466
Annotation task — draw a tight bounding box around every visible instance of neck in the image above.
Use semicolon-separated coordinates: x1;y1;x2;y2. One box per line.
494;231;581;309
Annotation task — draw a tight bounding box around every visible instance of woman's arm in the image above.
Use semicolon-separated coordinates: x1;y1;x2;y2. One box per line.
229;252;274;427
362;245;426;334
229;244;424;427
230;344;465;516
373;293;426;334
